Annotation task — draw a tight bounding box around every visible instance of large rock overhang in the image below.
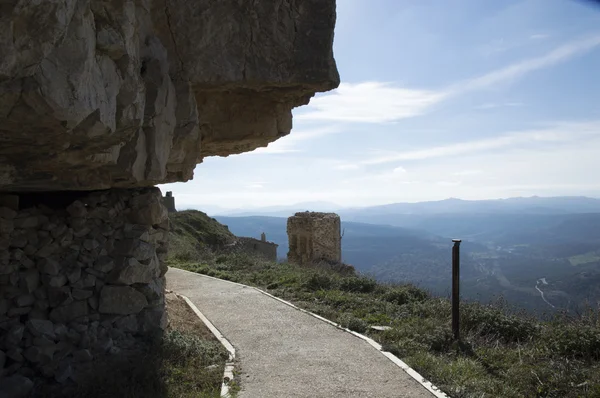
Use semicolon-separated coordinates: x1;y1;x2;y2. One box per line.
0;0;340;192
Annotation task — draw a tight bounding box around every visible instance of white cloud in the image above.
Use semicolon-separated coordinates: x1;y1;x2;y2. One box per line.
295;35;600;124
361;121;600;165
163;129;600;209
334;163;361;171
530;33;550;40
296;82;447;123
453;35;600;93
436;181;461;187
247;183;264;189
393;166;407;174
474;102;525;110
453;170;483;176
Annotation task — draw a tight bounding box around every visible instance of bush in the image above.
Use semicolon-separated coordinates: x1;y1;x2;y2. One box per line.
383;285;429;305
302;273;337;291
461;304;538;343
545;324;600;360
339;314;368;333
339;277;377;293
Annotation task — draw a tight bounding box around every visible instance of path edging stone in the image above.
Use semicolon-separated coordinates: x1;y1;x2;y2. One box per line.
176;292;237;398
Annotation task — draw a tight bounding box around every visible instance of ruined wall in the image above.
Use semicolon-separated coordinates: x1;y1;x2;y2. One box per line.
237;237;278;262
0;188;168;386
162;192;176;213
287;212;341;265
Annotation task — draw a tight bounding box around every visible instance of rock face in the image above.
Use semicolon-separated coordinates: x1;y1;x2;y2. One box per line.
0;0;339;192
287;212;341;265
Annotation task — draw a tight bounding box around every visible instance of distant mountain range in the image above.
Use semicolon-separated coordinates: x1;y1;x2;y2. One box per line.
204;196;600;217
211;196;600;315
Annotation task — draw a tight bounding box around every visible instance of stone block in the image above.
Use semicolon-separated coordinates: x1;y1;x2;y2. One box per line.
49;301;89;324
26;320;56;339
99;286;147;315
0;375;33;398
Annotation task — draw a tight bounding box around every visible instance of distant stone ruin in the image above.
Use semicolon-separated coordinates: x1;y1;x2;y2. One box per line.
287;212;341;265
162;191;177;213
237;233;278;262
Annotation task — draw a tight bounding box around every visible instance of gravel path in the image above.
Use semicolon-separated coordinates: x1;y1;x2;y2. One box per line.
167;267;436;398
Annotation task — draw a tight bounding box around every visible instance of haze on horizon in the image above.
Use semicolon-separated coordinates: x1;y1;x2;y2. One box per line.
160;0;600;210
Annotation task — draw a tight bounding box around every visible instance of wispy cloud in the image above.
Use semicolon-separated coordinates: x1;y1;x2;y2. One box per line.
474;102;525;110
453;170;483;176
296;35;600;124
361;121;600;165
454;35;600;93
334;163;361;171
530;33;550;40
296;82;445;123
246;183;264;189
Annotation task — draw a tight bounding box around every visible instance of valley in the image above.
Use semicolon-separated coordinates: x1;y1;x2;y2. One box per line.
213;197;600;316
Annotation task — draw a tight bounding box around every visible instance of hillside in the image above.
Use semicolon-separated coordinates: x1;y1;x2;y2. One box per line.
167;210;600;398
168;210;237;262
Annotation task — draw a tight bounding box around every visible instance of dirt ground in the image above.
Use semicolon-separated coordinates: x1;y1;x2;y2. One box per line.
166;291;218;341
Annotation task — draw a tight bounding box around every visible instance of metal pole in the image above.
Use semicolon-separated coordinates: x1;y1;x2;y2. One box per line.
452;239;462;341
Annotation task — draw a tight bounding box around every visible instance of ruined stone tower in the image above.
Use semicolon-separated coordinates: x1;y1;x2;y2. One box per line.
287;212;341;265
162;191;177;213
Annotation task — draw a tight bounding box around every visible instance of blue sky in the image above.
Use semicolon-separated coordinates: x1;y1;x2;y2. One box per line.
161;0;600;211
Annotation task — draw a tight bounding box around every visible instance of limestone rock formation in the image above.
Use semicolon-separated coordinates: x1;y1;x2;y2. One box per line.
0;0;340;192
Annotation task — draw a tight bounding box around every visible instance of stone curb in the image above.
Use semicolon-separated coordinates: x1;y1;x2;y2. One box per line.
170;268;449;398
175;292;237;398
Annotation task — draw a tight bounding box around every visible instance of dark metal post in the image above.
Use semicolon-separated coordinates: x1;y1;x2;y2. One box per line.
452;239;462;341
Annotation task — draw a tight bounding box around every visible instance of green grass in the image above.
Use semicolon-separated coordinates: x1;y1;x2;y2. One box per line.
169;210;236;262
170;253;600;398
166;211;600;397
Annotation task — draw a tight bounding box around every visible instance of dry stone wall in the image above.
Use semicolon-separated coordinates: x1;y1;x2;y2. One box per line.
0;188;168;390
237;237;278;262
287;212;341;265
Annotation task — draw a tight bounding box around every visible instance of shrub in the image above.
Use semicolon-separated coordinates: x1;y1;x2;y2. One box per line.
303;273;337;291
461;304;538;343
545;324;600;360
383;285;429;305
339;277;377;293
339;314;368;333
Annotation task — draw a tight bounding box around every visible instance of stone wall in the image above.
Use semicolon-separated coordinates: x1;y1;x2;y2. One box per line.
0;188;168;389
287;212;341;265
237;237;278;262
